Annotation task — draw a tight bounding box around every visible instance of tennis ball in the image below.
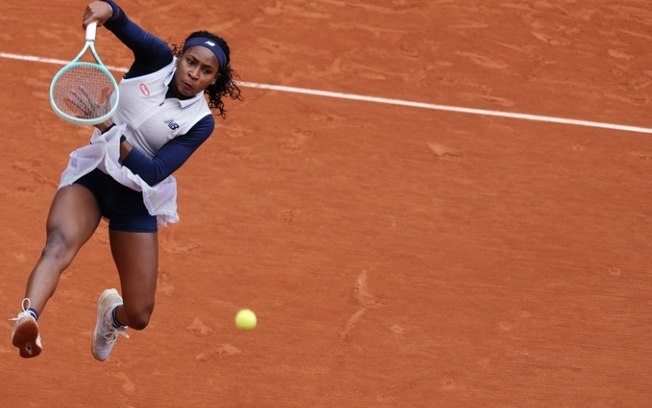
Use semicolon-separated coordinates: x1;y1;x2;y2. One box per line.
235;309;257;330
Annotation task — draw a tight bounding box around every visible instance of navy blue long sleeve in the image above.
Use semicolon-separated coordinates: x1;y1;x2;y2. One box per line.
120;116;214;186
100;0;214;186
102;0;172;77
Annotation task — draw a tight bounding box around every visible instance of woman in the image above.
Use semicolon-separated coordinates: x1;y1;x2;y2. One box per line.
10;0;241;361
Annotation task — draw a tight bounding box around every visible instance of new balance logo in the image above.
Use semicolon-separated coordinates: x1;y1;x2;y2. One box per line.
164;119;180;130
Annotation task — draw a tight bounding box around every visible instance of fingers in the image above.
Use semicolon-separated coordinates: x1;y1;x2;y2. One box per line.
98;86;112;104
82;1;112;29
64;97;84;117
65;86;109;119
78;86;94;105
64;93;91;118
81;5;96;30
69;89;93;117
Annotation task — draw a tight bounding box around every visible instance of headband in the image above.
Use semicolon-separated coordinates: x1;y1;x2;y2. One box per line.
183;37;228;70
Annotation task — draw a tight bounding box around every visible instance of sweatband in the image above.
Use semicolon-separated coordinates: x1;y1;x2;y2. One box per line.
183;37;228;70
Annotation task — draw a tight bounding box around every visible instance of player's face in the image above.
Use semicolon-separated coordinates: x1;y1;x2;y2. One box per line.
174;46;220;97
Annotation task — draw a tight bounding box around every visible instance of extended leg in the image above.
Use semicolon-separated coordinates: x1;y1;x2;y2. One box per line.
90;229;158;361
13;184;101;358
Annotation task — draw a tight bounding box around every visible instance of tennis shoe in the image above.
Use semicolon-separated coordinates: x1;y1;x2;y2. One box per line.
10;298;42;358
91;288;128;361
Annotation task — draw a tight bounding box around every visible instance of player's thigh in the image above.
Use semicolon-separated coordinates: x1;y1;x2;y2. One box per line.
109;230;158;310
46;184;101;247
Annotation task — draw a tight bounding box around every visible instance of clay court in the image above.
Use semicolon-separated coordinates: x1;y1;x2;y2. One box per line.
1;0;651;406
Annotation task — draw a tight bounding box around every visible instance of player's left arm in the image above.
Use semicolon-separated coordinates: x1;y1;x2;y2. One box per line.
119;115;215;186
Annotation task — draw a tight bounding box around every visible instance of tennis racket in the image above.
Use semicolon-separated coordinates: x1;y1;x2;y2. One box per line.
49;21;119;125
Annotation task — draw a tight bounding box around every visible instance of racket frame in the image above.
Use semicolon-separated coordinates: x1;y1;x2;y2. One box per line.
49;22;120;126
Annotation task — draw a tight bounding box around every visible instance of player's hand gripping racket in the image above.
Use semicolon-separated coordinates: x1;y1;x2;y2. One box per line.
49;21;119;125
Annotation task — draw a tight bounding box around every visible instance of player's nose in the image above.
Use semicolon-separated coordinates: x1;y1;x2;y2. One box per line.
188;67;200;79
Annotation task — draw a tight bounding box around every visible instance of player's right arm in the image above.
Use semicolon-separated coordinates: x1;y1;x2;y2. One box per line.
93;0;173;78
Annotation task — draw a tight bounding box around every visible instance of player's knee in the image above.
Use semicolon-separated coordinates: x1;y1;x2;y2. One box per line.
41;230;75;262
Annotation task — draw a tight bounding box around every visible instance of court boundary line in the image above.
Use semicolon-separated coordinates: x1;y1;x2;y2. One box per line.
2;51;651;135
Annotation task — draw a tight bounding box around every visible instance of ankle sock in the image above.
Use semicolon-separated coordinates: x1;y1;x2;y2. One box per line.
111;306;127;328
27;308;39;320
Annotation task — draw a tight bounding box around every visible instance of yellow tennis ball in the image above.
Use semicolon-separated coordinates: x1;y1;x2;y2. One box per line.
235;309;257;330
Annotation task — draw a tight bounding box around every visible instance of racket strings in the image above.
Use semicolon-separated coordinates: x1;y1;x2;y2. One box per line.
51;65;117;120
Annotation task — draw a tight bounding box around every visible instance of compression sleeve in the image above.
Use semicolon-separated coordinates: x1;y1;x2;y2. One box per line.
101;0;173;77
120;115;215;186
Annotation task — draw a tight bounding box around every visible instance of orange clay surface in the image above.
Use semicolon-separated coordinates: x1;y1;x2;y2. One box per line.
1;1;651;407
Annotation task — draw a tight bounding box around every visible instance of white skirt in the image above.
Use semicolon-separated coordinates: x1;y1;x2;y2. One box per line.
58;124;180;227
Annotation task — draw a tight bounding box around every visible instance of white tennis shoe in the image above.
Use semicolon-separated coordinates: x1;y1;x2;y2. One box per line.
10;298;42;358
91;288;128;361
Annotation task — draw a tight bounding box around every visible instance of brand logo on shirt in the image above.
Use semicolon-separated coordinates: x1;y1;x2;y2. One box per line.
165;119;180;130
139;83;151;96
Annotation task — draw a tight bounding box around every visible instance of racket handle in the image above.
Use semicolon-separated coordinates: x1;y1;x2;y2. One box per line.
86;21;97;41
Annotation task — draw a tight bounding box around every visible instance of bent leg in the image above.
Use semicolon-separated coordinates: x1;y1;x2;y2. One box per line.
109;230;158;330
25;184;102;313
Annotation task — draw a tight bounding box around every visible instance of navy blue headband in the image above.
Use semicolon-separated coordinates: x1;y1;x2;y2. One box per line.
183;37;228;70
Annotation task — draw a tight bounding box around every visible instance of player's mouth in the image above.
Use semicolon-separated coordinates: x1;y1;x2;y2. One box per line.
179;80;195;95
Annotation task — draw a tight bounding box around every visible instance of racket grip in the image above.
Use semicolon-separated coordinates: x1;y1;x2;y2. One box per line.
86;21;97;41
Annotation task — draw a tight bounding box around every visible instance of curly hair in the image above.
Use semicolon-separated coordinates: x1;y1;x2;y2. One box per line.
172;31;242;119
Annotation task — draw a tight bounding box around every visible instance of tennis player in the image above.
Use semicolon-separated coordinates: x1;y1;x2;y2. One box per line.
10;0;241;360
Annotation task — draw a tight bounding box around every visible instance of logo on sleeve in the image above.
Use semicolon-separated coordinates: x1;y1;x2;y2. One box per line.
164;119;180;130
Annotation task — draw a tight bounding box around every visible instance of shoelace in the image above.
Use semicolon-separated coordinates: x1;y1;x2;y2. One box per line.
9;298;33;321
101;325;130;342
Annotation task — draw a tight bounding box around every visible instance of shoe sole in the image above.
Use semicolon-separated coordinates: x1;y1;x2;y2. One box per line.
91;288;120;361
12;318;41;358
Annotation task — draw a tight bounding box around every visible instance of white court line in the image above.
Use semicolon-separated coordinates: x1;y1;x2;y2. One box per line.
2;51;652;135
